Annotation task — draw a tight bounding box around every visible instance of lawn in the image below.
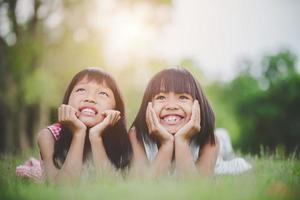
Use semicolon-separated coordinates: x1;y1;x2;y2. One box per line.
0;150;299;200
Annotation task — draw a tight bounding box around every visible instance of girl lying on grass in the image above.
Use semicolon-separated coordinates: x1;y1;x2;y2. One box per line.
16;68;132;182
129;67;251;177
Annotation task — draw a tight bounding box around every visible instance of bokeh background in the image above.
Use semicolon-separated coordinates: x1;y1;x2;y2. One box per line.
1;0;300;155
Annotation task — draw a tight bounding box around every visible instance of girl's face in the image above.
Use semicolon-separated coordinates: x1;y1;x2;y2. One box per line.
68;77;116;127
152;92;194;134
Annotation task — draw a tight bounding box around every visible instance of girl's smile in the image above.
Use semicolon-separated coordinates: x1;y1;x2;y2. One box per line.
79;105;98;116
152;92;193;134
68;77;116;127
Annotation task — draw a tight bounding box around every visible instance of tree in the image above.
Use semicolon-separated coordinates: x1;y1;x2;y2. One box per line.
223;50;300;154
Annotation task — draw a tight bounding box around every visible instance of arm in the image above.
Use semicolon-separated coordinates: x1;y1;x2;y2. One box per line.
128;127;149;177
174;100;218;177
174;135;219;177
89;137;112;172
129;126;174;178
37;128;86;183
89;110;120;173
196;137;219;176
151;137;174;177
146;103;174;177
174;138;197;176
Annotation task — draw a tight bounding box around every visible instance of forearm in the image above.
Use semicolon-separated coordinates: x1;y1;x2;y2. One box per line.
90;137;114;172
196;139;219;176
151;139;174;177
174;139;197;177
56;132;86;181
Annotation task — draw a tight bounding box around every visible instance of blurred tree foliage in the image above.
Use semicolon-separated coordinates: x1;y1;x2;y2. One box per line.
0;0;171;153
219;50;300;154
1;0;298;156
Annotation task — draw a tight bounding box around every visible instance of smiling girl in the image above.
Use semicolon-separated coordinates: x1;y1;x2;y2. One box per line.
129;67;251;177
34;68;132;182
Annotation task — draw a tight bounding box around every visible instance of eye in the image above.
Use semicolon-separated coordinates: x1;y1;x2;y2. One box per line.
99;91;109;97
179;94;191;100
155;95;166;100
75;88;85;92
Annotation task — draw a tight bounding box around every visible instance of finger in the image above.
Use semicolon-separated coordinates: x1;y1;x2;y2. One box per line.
70;106;78;120
146;103;153;133
114;113;121;125
102;111;112;125
196;100;201;123
110;111;119;125
115;115;121;124
148;103;157;134
192;100;199;124
58;106;61;122
113;111;121;124
63;105;69;121
67;105;73;120
59;105;65;122
108;112;114;124
61;105;66;121
149;103;159;128
190;100;197;123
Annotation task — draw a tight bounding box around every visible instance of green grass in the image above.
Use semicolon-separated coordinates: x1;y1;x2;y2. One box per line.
0;150;299;200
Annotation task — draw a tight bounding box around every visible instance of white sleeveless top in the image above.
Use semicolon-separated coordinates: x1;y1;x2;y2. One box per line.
143;137;200;163
142;128;252;175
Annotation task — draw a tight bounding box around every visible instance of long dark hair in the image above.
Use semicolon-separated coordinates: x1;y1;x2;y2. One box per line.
53;68;132;169
131;67;215;153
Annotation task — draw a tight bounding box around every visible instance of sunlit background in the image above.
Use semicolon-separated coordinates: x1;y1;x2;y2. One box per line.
0;0;300;154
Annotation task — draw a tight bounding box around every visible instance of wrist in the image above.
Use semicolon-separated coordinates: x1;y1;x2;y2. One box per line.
89;135;103;144
72;126;87;133
73;130;86;139
161;135;174;146
174;136;190;145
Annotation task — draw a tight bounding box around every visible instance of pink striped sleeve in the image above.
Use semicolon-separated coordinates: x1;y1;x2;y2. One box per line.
47;123;62;141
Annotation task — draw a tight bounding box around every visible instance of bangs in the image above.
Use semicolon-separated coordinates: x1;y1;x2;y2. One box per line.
148;68;198;99
75;68;110;86
63;67;118;104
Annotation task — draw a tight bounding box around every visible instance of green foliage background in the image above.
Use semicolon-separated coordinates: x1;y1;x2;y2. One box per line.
0;0;299;155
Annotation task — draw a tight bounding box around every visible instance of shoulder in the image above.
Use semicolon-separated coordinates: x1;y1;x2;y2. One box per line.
47;123;62;140
37;123;62;150
37;128;55;148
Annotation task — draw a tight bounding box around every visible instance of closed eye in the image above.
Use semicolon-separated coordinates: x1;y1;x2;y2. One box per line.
179;94;192;100
75;88;85;92
99;91;109;97
155;95;166;100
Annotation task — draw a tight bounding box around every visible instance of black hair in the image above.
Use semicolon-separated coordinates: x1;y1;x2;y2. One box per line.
131;66;215;153
53;68;132;169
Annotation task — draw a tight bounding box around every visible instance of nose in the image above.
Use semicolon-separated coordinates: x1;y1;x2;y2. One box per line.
84;91;96;104
164;97;179;110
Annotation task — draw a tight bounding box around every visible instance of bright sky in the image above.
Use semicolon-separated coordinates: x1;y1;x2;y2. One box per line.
2;0;300;82
11;0;298;82
154;0;300;81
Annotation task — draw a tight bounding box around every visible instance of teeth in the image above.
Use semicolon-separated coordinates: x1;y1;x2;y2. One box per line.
81;108;96;115
163;115;181;123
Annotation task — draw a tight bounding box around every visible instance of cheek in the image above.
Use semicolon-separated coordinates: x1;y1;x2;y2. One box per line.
152;102;163;116
97;98;116;110
68;96;79;108
183;103;193;119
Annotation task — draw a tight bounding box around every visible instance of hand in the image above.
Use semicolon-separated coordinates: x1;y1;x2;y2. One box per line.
58;104;87;134
89;110;121;139
16;157;44;183
175;100;201;141
146;102;174;144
